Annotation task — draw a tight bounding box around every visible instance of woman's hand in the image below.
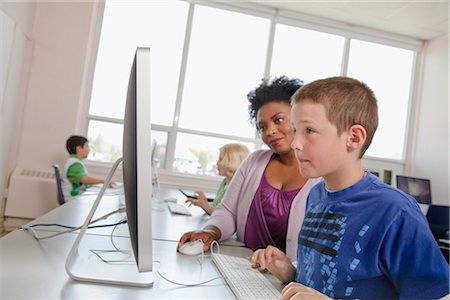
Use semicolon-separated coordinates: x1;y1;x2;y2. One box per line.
248;245;296;284
177;226;221;252
281;282;332;300
185;191;214;215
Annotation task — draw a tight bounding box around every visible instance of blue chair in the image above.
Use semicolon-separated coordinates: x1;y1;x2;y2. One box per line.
426;205;450;240
52;164;66;205
426;204;449;263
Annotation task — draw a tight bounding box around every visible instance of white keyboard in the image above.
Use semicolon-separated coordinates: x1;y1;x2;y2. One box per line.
167;202;192;216
212;253;281;300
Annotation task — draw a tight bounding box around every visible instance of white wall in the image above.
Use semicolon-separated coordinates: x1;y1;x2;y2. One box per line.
0;2;97;230
412;34;449;205
0;2;448;227
0;2;36;230
16;2;96;170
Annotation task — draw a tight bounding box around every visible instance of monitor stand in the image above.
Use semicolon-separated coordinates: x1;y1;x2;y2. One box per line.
65;157;154;287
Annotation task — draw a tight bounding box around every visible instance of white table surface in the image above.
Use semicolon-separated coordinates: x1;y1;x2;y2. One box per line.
0;188;283;299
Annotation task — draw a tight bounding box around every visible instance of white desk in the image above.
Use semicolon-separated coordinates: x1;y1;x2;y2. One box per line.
0;188;283;299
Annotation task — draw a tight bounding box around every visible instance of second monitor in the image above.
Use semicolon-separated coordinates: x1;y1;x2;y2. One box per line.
396;175;432;204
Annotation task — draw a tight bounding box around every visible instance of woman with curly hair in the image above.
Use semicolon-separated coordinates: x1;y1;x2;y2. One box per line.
178;76;320;261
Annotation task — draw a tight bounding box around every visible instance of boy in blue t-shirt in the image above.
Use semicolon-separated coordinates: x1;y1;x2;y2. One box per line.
63;135;113;200
249;77;449;299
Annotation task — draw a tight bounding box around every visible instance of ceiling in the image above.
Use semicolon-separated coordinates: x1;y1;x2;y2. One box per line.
245;0;448;41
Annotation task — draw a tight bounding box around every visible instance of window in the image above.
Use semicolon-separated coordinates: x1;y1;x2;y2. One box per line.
88;1;188;162
347;39;414;160
86;0;420;176
174;133;254;175
88;120;122;163
179;5;269;139
271;23;345;82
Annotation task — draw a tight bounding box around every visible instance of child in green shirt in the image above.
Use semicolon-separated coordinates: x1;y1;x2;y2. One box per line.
63;135;114;200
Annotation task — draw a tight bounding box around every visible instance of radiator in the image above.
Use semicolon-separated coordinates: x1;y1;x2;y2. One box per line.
4;167;58;219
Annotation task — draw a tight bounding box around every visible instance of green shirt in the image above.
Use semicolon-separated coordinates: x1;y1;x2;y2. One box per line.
66;155;89;196
213;178;228;207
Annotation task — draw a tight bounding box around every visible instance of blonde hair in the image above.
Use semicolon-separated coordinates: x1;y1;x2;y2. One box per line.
291;76;378;158
219;143;250;179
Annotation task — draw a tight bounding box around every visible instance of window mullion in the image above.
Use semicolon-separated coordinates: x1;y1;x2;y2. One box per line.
340;37;351;76
263;9;277;80
165;3;195;170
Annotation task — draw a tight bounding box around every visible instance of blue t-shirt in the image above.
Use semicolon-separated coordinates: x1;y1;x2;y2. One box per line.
295;173;449;299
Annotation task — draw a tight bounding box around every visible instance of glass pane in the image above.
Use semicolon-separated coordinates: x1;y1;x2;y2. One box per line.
89;1;188;126
347;40;414;160
87;120;123;163
174;133;255;176
151;131;168;169
271;24;345;83
87;119;168;167
179;5;270;138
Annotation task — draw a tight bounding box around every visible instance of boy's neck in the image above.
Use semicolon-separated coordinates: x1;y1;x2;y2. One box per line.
70;154;83;160
324;163;365;192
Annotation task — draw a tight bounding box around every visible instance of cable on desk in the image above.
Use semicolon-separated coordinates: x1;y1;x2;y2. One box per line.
153;240;225;287
210;240;221;255
88;249;133;264
154;260;222;287
21;207;126;240
88;216;134;263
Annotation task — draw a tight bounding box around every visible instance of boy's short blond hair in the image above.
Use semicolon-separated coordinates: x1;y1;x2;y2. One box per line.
291;76;378;158
219;143;250;178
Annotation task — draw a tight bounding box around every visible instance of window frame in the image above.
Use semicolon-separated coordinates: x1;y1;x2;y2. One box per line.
80;0;424;184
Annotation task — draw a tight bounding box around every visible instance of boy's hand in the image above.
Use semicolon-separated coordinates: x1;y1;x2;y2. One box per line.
248;245;296;283
108;181;117;188
281;282;332;300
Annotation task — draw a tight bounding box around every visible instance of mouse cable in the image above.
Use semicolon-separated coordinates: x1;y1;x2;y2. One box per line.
155;240;224;286
154;260;223;287
210;240;221;255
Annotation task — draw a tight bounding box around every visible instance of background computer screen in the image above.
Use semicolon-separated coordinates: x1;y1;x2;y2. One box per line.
367;170;379;177
123;47;153;272
396;175;432;204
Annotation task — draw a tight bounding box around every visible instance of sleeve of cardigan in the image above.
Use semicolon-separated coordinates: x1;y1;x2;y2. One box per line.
202;151;259;240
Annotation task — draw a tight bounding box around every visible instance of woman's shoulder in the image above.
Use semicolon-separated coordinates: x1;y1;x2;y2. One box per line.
249;149;273;157
244;149;273;163
235;149;272;175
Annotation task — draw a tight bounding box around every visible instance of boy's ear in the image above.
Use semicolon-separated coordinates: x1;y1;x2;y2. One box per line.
75;145;83;154
346;125;367;151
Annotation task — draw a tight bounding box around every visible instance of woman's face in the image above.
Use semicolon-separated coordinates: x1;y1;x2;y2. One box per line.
256;101;294;155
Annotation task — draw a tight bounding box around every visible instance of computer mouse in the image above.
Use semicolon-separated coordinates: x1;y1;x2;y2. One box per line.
164;197;178;203
178;240;204;256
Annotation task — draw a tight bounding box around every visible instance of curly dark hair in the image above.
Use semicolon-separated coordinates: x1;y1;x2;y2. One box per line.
247;75;304;125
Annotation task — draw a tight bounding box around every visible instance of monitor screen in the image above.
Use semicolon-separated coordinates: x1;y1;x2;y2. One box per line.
367;170;379;177
123;47;153;272
396;175;432;204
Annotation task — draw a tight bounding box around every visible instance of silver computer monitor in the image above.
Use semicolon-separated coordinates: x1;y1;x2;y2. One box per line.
122;47;153;273
66;47;153;287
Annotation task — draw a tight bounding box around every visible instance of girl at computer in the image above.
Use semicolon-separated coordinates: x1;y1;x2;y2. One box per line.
184;143;249;215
